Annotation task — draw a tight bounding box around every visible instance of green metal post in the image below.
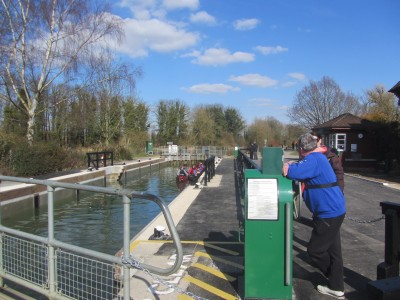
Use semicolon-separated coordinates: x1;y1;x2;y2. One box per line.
146;141;153;155
244;147;293;299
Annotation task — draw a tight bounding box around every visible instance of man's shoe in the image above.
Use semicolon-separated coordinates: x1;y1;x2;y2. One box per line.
317;285;345;299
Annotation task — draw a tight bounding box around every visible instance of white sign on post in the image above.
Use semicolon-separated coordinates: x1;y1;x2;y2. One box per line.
247;178;279;220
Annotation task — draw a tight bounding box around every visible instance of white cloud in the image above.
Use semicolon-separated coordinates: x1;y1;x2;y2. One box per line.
162;0;199;10
190;48;254;66
248;98;274;107
113;18;200;57
117;0;158;19
190;11;217;25
181;50;201;58
281;73;306;87
111;1;203;57
233;18;260;31
229;73;278;88
288;72;306;80
118;0;198;20
281;81;298;87
184;83;240;94
277;105;289;110
255;45;288;55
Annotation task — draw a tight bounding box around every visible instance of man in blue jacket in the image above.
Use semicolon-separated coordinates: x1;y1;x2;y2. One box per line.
283;133;346;299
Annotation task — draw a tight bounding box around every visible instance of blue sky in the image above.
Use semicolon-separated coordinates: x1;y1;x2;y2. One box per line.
109;0;400;125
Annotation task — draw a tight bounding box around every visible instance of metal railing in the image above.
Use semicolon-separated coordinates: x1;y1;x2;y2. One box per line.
236;149;259;195
154;146;234;159
87;151;114;170
0;175;183;300
202;156;216;187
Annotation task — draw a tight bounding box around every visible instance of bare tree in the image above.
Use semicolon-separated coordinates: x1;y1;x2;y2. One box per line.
0;0;122;144
287;76;362;129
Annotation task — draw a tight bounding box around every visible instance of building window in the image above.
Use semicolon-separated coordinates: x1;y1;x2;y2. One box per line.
328;134;346;151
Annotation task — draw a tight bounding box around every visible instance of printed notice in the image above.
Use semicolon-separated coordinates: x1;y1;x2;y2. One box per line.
247;178;278;220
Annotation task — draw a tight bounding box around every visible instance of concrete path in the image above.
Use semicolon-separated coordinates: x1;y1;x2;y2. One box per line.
4;153;397;299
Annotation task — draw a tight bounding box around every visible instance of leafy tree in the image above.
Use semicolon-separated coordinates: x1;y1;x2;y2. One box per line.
188;104;245;145
123;98;149;132
285;124;307;148
205;104;227;139
121;98;149;152
190;106;216;145
224;107;245;138
246;117;285;147
155;100;189;145
363;85;397;123
97;95;122;146
0;0;122;144
88;49;141;146
2;97;28;137
74;90;99;146
43;86;99;146
176;101;189;141
287;76;362;129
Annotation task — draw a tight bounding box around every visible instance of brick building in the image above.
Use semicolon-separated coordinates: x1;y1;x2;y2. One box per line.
312;113;383;170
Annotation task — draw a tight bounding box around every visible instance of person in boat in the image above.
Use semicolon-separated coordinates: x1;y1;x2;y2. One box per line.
176;166;189;183
188;164;197;176
177;166;188;176
188;163;202;183
198;162;204;172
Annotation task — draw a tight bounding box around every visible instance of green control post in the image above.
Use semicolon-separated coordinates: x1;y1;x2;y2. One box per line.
244;147;293;299
146;141;153;155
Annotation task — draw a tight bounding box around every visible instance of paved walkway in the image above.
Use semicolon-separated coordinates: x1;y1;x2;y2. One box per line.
3;154;397;299
130;154;400;300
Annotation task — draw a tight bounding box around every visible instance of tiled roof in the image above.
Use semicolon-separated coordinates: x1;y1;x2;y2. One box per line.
313;113;380;130
388;81;400;97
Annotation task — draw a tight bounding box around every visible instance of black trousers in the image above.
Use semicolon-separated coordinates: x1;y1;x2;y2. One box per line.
307;214;345;291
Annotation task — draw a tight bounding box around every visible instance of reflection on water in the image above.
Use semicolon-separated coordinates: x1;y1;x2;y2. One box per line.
3;166;189;255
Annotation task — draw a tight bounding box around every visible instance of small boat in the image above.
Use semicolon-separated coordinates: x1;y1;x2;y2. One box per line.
176;174;189;182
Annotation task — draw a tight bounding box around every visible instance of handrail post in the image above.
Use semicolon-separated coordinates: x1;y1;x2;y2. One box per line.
122;195;131;300
47;185;57;297
212;156;215;178
0;190;3;288
203;163;208;186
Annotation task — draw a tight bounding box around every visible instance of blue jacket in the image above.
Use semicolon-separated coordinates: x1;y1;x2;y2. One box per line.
287;152;346;218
